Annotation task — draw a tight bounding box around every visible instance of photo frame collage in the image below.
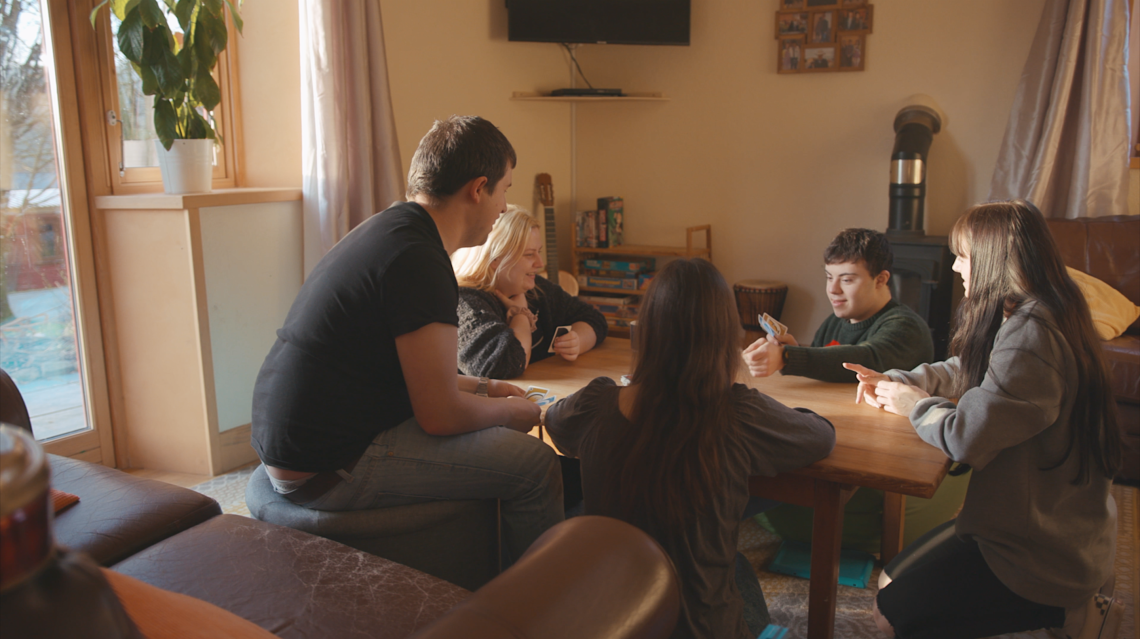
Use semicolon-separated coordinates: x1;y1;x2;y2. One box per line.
776;0;872;74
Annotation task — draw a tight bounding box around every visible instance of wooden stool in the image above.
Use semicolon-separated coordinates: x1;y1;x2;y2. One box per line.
733;280;788;332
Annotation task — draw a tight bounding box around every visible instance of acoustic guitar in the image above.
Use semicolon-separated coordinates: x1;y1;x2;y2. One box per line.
535;173;578;294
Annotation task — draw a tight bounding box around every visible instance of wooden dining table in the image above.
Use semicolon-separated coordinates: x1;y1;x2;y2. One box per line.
517;337;951;639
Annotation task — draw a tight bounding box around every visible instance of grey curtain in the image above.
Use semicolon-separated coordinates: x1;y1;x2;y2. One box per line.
989;0;1131;218
300;0;404;275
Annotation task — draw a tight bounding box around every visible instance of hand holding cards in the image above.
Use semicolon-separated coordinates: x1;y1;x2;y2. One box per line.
548;325;573;353
525;386;558;407
757;313;787;338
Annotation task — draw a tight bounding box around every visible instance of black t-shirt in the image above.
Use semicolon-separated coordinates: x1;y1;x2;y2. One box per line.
251;202;459;471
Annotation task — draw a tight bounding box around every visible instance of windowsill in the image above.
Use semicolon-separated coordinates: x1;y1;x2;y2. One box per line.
94;187;301;210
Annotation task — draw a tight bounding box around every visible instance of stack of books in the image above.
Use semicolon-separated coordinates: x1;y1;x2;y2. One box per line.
576;258;655;292
575;196;624;248
577;258;655;329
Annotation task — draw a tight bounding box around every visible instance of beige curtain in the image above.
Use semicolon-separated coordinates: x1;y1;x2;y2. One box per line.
989;0;1131;218
300;0;404;276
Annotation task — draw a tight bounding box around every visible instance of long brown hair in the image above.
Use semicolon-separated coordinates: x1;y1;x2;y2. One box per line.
602;258;744;528
948;200;1120;484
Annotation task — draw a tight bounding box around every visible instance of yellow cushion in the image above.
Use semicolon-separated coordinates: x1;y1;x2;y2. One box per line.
1066;267;1140;340
102;569;277;639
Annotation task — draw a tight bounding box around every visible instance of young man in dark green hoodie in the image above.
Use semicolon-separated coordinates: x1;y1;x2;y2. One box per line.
743;228;933;383
746;228;967;553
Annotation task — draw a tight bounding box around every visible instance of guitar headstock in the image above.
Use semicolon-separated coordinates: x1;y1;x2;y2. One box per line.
536;173;554;207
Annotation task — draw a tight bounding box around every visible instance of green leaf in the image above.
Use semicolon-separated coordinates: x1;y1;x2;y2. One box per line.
136;63;158;95
89;0;111;29
186;109;210;139
224;0;243;35
137;0;167;29
139;23;170;66
174;0;196;32
116;7;145;63
154;98;179;148
192;25;216;72
114;0;141;20
176;41;194;77
197;5;227;54
193;68;220;111
161;0;177;13
152;45;186;96
203;0;223;14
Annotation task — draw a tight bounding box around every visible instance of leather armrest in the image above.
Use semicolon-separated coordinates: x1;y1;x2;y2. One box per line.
48;455;221;566
411;516;681;639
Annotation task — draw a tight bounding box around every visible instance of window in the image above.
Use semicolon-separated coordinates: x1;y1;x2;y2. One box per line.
78;0;243;193
2;0;115;462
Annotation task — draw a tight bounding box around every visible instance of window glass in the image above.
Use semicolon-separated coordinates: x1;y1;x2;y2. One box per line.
1;0;91;440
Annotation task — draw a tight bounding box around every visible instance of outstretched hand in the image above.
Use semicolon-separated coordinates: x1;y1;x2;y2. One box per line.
842;363;929;415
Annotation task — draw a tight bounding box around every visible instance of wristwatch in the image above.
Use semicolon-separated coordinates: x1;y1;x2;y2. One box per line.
475;377;490;397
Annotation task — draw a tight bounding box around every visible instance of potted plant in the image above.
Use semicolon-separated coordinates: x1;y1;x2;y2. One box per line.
92;0;243;194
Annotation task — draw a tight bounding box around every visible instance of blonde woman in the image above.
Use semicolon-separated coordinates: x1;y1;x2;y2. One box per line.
453;205;606;379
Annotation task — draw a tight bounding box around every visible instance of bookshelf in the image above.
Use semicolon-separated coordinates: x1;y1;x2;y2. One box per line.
572;225;711;336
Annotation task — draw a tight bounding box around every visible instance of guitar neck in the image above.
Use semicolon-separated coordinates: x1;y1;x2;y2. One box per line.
544;205;559;282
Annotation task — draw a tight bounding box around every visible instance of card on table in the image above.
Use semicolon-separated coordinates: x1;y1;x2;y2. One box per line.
548;325;573;352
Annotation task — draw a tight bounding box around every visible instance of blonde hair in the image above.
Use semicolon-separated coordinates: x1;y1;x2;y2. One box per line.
453;204;541;292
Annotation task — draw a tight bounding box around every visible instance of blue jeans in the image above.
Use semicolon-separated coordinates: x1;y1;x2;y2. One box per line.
306;416;564;563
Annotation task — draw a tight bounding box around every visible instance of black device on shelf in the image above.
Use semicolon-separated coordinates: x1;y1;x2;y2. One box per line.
549;88;624;97
506;0;690;46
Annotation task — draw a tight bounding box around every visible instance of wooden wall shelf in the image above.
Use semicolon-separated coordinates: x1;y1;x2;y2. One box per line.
511;91;668;102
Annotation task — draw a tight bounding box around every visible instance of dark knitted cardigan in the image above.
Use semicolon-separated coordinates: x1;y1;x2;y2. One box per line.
457;275;608;379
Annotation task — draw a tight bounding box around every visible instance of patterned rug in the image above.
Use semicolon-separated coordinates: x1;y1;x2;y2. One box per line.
193;466;1136;639
190;464;255;517
740;484;1136;639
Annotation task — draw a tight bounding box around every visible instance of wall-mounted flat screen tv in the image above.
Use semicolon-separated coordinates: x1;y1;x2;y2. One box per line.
507;0;691;46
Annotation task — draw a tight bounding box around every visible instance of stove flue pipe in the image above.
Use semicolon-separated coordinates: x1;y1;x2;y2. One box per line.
889;99;943;236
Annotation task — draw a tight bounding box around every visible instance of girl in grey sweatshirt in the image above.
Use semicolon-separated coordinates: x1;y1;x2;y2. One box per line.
849;200;1123;639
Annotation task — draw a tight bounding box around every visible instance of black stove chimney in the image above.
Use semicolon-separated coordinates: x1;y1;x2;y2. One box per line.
889;103;942;236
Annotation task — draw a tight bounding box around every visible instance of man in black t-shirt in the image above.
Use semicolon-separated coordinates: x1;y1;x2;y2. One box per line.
251;116;562;562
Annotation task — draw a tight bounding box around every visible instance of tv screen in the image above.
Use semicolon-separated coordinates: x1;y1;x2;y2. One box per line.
507;0;690;46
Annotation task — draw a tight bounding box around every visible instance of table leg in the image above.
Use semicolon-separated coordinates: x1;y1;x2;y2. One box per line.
807;479;846;639
881;492;906;565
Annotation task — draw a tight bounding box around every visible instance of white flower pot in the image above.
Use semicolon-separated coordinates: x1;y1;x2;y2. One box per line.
154;139;214;194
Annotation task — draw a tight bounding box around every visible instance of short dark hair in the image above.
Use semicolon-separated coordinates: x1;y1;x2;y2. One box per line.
823;228;893;276
406;116;517;205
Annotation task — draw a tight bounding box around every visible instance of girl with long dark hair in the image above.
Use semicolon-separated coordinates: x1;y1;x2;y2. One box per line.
545;258;836;638
846;200;1122;639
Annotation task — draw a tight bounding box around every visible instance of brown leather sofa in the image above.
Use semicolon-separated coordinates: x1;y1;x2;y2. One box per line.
1;371;681;638
1045;215;1140;484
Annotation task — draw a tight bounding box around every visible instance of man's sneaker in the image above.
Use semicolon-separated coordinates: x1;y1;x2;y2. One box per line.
1077;594;1124;639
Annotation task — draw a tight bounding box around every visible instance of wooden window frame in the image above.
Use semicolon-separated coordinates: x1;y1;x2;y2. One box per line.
68;0;244;195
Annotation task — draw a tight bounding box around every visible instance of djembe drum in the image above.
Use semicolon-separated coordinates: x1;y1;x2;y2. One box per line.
733;280;788;333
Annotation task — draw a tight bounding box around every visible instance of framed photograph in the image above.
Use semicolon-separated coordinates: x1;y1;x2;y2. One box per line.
840;0;865;6
779;0;806;9
802;44;838;71
778;36;805;74
809;10;835;43
806;0;839;7
837;34;865;71
775;11;809;38
838;5;873;33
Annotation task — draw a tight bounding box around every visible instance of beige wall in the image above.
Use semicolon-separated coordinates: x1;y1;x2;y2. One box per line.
242;0;1075;337
236;1;302;188
570;0;1047;335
